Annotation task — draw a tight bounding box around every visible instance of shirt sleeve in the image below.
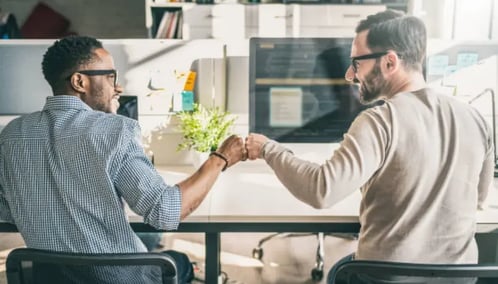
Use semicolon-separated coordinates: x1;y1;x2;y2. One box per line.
0;155;14;223
262;108;389;209
112;122;182;230
0;189;14;223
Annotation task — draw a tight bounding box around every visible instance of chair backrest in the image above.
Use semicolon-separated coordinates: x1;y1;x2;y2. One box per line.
6;248;178;284
332;260;498;284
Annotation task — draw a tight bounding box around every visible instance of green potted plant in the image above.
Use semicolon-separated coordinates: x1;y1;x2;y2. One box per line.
176;103;236;166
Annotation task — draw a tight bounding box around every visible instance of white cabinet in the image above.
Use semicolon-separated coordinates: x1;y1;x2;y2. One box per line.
296;4;386;37
146;1;386;39
212;4;246;39
183;4;245;39
182;5;212;39
257;4;295;37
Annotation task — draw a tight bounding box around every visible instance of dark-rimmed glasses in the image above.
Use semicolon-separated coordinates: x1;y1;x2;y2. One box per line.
350;52;388;73
68;69;119;87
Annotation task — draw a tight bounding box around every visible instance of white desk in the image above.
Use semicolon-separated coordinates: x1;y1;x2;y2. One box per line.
155;161;498;226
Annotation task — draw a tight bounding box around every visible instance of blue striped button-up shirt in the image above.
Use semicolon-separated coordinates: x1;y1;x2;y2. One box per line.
0;96;181;255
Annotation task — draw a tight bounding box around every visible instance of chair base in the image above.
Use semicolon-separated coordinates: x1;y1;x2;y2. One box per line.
252;232;358;282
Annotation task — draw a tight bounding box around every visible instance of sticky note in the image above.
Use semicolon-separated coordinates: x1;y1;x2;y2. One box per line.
427;55;449;76
184;71;197;92
182;91;194;111
456;52;479;70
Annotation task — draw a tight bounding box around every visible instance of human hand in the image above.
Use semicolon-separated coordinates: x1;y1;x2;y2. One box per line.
245;133;269;160
216;134;246;169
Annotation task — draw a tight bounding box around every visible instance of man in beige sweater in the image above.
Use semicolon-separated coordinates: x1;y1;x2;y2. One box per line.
245;9;494;283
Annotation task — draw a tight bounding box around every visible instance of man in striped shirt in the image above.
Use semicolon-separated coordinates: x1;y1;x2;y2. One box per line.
0;35;245;283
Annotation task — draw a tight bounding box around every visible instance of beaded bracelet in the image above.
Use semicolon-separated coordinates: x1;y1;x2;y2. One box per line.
209;151;229;172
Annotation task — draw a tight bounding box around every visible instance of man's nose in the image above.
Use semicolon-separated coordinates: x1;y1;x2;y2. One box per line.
345;65;355;82
115;83;124;93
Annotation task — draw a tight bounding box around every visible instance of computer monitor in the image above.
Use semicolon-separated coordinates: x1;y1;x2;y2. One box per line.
249;37;373;143
117;96;138;120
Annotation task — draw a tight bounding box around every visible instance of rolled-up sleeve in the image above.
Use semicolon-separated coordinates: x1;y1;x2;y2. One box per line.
0;153;14;223
0;185;14;223
112;123;181;230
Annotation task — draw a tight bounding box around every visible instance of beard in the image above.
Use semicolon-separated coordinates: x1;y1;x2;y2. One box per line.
88;85;116;114
359;62;389;104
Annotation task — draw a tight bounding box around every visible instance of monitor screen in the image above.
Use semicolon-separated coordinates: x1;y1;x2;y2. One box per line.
117;96;138;120
249;37;373;143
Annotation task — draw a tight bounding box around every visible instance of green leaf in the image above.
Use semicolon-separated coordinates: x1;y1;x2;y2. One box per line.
176;103;236;153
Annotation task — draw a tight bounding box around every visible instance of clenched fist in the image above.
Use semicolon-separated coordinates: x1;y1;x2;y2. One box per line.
245;133;269;160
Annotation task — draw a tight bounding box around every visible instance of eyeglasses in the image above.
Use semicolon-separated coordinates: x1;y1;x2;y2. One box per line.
68;69;119;87
350;52;389;73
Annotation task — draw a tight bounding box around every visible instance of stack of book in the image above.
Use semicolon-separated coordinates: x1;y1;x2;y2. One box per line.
155;10;183;39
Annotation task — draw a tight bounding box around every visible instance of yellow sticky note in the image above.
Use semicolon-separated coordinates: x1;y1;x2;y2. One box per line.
183;71;196;91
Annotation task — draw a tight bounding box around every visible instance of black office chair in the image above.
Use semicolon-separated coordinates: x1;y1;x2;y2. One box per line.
252;232;357;281
6;247;178;284
331;260;498;284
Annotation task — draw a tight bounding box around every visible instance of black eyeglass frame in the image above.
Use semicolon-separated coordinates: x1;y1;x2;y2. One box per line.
67;69;119;87
350;52;389;73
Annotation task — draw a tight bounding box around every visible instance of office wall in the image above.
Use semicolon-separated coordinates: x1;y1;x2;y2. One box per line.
0;0;147;38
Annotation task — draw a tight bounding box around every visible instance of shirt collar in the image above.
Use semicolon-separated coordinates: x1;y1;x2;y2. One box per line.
43;95;93;112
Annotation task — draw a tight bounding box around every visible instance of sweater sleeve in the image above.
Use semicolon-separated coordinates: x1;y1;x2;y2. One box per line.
477;121;495;209
262;108;390;209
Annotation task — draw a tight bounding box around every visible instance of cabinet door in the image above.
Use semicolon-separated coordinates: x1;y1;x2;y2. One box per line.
297;4;385;37
182;4;245;39
182;5;213;39
183;5;213;26
257;4;294;37
211;4;245;39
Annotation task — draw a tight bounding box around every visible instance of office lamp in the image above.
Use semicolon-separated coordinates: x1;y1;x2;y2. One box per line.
468;88;498;177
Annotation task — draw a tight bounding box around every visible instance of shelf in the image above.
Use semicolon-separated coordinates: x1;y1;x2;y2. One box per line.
149;2;196;8
145;1;406;39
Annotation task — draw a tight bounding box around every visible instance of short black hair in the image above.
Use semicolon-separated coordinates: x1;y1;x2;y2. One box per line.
356;9;426;72
41;35;103;91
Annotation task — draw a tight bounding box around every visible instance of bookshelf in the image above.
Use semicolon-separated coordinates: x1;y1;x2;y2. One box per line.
146;1;195;38
145;0;410;39
152;8;182;38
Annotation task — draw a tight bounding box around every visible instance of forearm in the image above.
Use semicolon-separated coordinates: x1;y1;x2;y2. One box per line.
176;155;225;219
263;142;345;209
262;115;384;209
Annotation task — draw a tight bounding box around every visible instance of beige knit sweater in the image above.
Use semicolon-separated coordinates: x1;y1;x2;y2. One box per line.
261;88;494;264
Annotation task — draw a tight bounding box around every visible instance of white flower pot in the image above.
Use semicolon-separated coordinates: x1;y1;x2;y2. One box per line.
191;151;210;168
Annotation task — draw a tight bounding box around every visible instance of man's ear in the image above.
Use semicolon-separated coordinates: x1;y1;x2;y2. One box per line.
69;73;86;93
384;52;399;74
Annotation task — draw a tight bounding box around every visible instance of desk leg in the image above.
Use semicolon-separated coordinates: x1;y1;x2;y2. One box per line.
205;232;220;284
